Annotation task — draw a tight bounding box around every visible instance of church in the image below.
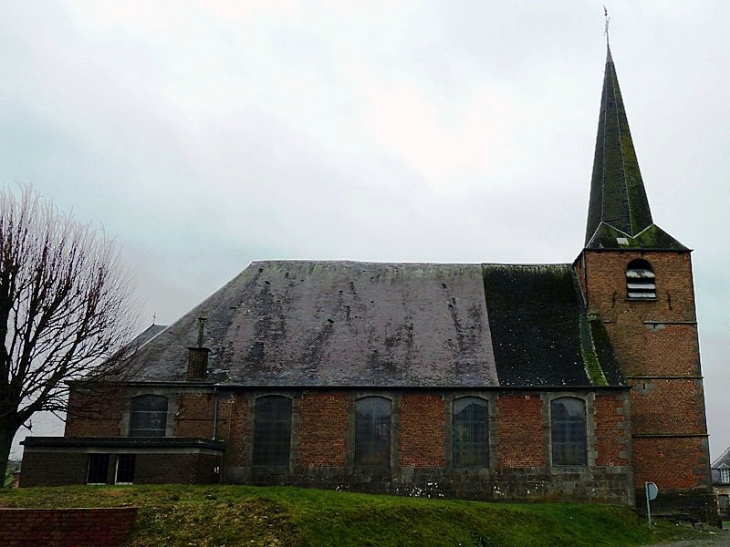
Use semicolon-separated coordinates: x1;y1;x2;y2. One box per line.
20;46;716;521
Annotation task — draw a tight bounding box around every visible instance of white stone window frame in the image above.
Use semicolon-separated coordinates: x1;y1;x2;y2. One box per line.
114;454;135;485
720;467;730;484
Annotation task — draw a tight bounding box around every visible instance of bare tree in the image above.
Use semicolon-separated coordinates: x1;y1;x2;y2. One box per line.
0;185;138;480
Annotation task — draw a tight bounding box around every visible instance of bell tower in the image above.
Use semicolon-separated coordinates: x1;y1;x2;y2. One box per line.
574;45;714;520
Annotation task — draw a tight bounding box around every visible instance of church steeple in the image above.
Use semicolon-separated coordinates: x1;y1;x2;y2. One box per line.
584;46;685;250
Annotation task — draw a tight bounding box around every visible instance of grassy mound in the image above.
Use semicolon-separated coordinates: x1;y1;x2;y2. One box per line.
0;484;714;546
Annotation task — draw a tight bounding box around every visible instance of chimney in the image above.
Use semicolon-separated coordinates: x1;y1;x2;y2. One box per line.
187;347;209;379
187;316;209;380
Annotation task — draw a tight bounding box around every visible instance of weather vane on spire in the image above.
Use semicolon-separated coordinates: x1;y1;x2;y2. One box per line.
604;6;611;45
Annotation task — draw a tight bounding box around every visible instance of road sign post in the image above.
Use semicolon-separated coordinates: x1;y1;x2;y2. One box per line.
645;481;658;528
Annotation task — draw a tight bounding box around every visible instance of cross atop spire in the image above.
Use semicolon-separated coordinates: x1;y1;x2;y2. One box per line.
583;45;686;250
604;7;613;63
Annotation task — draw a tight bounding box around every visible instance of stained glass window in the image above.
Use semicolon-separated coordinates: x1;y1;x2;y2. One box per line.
355;397;391;467
253;396;292;466
551;397;587;466
129;395;168;437
453;397;488;468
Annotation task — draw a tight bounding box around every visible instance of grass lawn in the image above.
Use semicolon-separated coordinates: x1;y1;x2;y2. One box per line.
0;484;719;546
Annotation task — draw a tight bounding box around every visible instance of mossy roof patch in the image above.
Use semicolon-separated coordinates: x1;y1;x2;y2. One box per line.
589;319;623;385
482;263;623;387
585;222;687;250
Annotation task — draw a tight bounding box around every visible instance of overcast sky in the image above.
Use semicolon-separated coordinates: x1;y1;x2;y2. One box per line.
3;1;730;463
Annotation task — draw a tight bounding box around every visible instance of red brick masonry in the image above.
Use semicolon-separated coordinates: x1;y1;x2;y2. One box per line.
0;507;137;547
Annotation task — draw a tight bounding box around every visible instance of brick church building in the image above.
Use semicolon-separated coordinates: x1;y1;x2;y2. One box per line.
20;46;715;520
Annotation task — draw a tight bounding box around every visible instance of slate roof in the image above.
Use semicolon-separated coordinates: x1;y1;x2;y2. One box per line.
483;264;621;387
127;260;622;389
132;324;168;346
584;46;686;251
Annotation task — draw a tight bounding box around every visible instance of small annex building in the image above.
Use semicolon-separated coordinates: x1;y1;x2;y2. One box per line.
20;45;716;521
711;447;730;522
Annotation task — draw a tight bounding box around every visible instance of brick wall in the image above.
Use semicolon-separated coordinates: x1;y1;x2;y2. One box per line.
66;389;126;437
398;393;446;467
579;251;697;324
578;249;713;519
21;451;222;486
298;392;347;467
601;323;700;379
53;386;634;505
627;324;699;376
175;392;215;437
593;392;630;467
633;436;710;491
20;453;89;487
222;394;248;468
633;435;715;521
0;508;136;547
630;379;706;435
135;453;221;484
495;394;545;468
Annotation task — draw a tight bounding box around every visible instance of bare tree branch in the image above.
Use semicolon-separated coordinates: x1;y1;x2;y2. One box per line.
0;184;139;478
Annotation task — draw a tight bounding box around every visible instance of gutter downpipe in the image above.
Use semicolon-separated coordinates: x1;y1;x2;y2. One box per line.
212;384;219;440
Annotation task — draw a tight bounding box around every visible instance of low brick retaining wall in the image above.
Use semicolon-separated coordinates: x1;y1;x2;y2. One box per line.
0;507;137;547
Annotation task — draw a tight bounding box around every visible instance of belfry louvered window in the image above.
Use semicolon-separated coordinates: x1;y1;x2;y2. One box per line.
626;259;656;299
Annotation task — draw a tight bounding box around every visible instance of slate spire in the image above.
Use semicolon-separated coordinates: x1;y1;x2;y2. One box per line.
584;45;685;250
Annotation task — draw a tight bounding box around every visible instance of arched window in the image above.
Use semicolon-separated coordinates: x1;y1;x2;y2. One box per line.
129;395;168;437
253;396;292;466
453;397;489;468
626;259;656;299
355;397;391;467
551;397;587;466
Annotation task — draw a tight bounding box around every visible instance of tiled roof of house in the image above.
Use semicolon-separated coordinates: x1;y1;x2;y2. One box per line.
127;260;622;389
584;46;686;251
